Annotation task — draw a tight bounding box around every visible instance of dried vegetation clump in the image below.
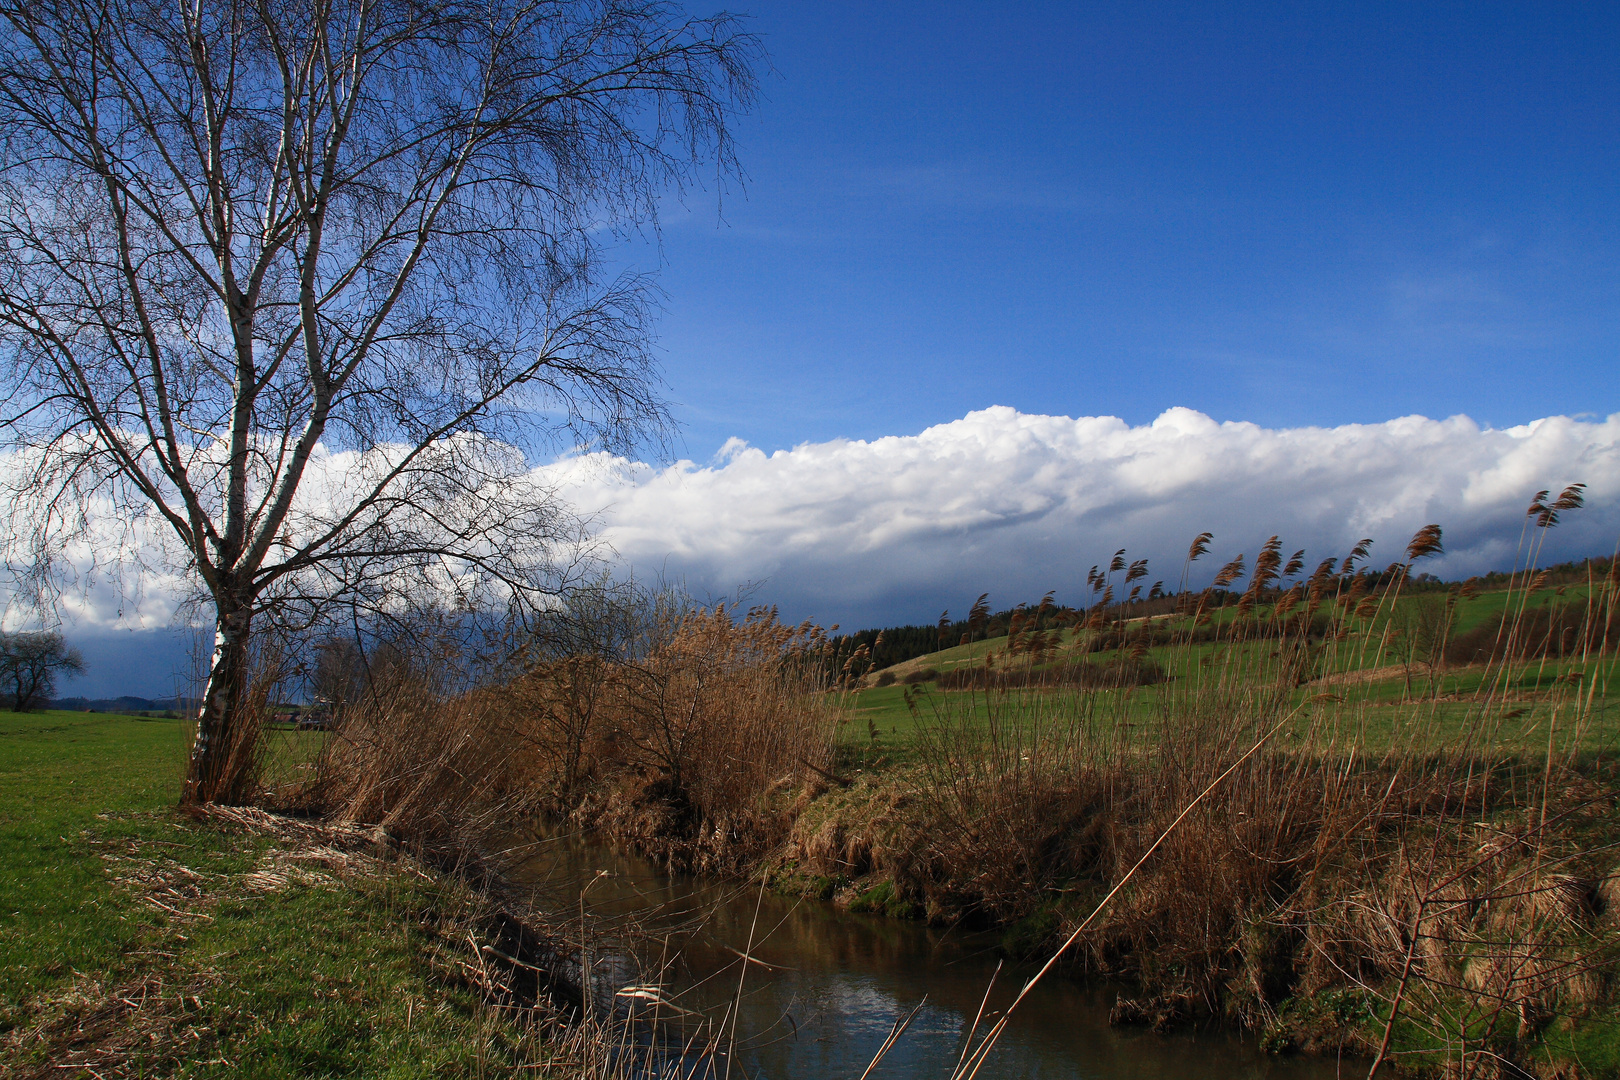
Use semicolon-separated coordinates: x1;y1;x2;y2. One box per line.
305;602;839;874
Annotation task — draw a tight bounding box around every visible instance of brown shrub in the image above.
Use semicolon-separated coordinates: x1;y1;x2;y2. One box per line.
582;605;839;868
1446;600;1618;665
310;642;547;852
934;656;1162;691
308;604;839;871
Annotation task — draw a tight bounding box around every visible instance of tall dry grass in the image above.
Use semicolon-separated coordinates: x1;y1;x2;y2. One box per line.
305;599;839;874
796;488;1620;1078
573;604;839;871
309;634;547;853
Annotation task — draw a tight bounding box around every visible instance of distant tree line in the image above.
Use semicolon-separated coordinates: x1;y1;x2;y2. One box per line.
52;695;182;717
1458;554;1614;592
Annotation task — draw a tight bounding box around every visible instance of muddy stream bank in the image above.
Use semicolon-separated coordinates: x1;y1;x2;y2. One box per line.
514;831;1349;1079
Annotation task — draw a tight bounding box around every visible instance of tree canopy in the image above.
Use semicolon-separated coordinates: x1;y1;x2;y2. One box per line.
0;0;760;801
0;630;84;710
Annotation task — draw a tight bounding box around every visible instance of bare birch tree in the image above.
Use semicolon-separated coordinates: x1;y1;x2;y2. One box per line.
0;0;758;803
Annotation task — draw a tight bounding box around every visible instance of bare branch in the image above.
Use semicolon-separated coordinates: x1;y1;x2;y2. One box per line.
0;0;759;803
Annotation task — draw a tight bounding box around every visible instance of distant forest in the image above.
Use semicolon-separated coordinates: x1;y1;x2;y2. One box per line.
51;695;185;716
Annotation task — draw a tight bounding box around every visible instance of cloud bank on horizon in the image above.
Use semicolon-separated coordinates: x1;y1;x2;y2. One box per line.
10;406;1619;645
545;406;1620;630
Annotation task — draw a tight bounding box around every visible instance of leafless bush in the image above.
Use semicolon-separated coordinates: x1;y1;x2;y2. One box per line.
586;604;839;869
305;600;839;873
310;638;547;853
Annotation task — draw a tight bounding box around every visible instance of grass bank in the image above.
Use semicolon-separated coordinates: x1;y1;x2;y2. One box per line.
0;710;603;1078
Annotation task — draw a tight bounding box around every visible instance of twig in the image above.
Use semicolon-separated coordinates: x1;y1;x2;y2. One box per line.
952;706;1301;1080
143;896;211;921
857;997;928;1080
720;944;792;971
798;757;851;787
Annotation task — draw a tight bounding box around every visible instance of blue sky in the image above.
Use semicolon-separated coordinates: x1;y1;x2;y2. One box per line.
42;2;1620;698
615;1;1618;457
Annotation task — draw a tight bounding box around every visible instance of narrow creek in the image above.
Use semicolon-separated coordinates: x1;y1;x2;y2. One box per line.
515;832;1350;1080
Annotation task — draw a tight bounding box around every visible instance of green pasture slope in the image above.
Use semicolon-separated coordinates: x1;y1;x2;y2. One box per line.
0;711;535;1077
841;585;1620;755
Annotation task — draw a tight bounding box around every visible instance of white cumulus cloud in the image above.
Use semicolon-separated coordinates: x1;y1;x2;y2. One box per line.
542;407;1620;629
7;406;1618;642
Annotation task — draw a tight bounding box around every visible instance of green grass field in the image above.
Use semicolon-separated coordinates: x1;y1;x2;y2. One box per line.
839;586;1620;761
0;711;544;1077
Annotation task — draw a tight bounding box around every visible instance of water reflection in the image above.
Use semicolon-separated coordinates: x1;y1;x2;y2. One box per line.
515;833;1348;1079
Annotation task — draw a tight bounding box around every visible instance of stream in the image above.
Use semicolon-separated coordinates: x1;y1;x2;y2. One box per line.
515;833;1350;1080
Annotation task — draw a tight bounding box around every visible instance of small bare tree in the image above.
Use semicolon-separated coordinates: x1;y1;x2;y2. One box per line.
0;628;84;710
0;0;758;802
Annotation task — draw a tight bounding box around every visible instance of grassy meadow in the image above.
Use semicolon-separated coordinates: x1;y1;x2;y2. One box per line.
843;639;1615;758
0;710;574;1078
840;580;1619;759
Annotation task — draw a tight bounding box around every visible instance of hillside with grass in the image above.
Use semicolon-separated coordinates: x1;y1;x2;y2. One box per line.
842;568;1618;756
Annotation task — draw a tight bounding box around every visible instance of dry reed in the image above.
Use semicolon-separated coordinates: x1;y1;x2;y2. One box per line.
305;599;839;875
794;502;1619;1078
